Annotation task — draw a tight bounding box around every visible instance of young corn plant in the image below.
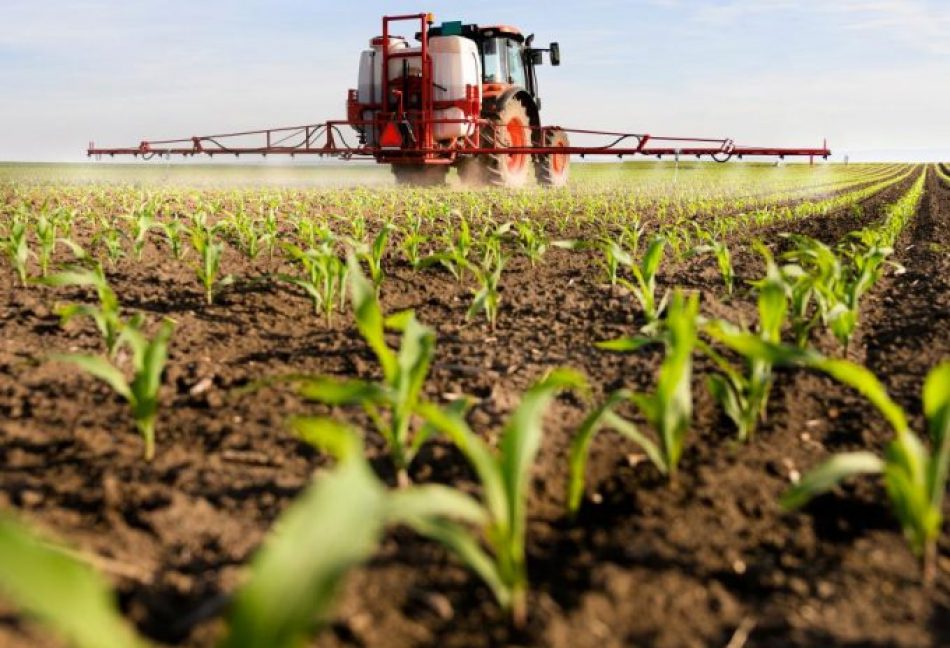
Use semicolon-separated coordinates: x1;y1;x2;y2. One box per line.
292;256;435;485
418;369;586;627
466;243;506;331
52;319;174;461
691;236;734;296
433;215;472;282
0;421;483;648
227;418;484;647
598;236;632;287
702;245;788;441
622;235;669;326
710;329;950;585
2;220;31;286
94;222;125;268
570;291;699;510
41;265;136;358
161;219;186;260
355;224;391;293
781;233;844;345
189;216;233;305
34;214;58;277
127;205;156;261
828;237;899;350
0;515;147;648
278;243;347;324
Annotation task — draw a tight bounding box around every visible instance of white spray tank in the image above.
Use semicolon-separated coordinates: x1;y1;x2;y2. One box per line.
356;36;409;145
429;36;482;141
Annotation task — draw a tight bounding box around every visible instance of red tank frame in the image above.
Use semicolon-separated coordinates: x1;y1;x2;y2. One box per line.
86;13;831;165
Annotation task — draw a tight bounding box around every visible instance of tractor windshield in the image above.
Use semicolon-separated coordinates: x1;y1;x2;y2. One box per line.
481;37;528;88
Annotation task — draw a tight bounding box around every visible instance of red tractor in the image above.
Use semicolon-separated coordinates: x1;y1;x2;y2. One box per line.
87;12;830;185
348;15;569;187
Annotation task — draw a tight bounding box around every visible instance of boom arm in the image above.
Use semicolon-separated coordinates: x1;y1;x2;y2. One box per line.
87;120;830;163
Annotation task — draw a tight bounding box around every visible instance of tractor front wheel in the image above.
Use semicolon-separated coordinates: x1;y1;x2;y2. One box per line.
535;128;570;187
481;98;534;188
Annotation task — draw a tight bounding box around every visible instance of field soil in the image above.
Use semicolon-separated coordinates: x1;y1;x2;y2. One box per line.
1;169;948;647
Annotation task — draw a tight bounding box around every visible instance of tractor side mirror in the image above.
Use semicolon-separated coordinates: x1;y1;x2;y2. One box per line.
530;49;544;65
549;42;561;66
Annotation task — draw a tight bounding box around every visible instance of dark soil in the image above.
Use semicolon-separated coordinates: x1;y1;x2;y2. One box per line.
1;168;947;647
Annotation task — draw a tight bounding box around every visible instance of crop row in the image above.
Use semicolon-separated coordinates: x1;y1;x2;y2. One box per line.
0;165;943;648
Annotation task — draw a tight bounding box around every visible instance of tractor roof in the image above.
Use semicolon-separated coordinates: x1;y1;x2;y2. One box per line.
423;22;525;43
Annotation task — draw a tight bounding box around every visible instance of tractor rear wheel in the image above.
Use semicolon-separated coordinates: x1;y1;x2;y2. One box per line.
391;164;448;187
535;128;570;187
481;98;534;188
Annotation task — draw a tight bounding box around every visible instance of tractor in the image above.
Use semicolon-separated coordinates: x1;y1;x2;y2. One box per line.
87;12;830;183
348;15;568;187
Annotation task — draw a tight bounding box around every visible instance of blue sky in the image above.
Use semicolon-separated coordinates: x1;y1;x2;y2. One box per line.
1;0;948;162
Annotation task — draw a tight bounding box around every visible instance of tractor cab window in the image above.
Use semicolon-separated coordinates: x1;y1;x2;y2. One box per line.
506;40;527;88
482;37;506;83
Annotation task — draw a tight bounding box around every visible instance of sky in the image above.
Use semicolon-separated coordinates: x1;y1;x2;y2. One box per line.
1;0;949;163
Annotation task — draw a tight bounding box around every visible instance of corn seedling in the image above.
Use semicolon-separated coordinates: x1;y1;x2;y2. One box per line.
571;291;699;506
278;242;347;324
0;422;483;648
34;214;58;277
355;224;391;292
40;265;136;357
702;244;787;441
466;244;506;331
227;418;484;647
162;219;186;260
189;215;233;305
2;220;31;286
622;235;669;325
709;328;950;585
52;319;174;461
691;236;734;296
399;213;430;269
0;515;147;648
418;369;586;627
128;205;156;261
598;236;631;287
292;256;434;485
94;222;125;268
434;215;472;282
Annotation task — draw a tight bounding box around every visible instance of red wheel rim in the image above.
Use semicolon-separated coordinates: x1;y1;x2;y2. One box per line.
505;117;528;173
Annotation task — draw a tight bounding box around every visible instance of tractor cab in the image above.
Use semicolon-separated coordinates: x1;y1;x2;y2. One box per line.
425;22;561;107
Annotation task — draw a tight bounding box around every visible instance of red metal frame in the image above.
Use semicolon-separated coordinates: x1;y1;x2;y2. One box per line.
86;12;832;164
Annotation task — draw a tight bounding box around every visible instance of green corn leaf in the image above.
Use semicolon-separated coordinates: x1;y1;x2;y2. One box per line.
0;515;147;648
595;336;657;352
52;354;133;402
781;452;884;510
809;357;909;437
499;369;586;547
566;390;633;514
297;376;387;406
386;485;488;527
134;320;173;406
220;456;386;648
347;255;396;381
401;516;509;610
923;362;950;510
612;403;667;466
883;433;937;554
416;401;508;528
289;416;365;462
923;361;950;445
